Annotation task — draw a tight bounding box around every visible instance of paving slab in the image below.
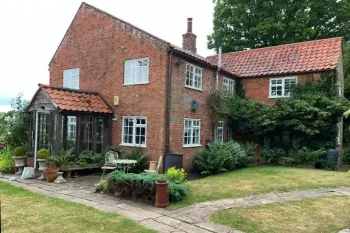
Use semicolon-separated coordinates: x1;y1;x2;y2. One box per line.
140;219;177;233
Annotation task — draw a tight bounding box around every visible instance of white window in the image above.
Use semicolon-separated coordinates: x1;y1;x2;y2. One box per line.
216;121;224;142
183;119;201;147
67;116;76;140
122;117;147;147
185;63;203;90
124;57;149;85
63;68;79;89
269;77;298;98
223;78;235;95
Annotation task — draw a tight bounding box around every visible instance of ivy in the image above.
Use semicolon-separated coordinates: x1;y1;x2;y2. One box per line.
208;76;350;148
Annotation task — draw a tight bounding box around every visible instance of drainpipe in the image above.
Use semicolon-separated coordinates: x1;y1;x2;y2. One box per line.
165;50;173;171
214;47;222;141
215;46;222;90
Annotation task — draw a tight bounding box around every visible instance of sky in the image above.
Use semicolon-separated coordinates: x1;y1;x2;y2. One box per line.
0;0;216;112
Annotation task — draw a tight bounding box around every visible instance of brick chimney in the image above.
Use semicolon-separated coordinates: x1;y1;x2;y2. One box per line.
182;18;197;53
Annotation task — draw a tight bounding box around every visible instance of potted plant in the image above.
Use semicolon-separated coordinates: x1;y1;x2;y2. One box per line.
37;149;50;180
25;152;34;167
12;146;27;175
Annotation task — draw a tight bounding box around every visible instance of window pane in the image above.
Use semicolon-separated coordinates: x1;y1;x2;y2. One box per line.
124;58;149;85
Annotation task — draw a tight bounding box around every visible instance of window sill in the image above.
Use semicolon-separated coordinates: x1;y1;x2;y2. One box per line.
120;143;147;148
185;86;203;92
268;96;290;99
122;82;149;86
183;144;202;148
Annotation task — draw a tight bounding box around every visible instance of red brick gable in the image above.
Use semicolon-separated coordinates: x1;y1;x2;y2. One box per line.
40;84;113;113
206;37;342;78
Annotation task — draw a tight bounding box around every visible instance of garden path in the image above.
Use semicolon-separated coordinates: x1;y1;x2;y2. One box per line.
1;174;350;233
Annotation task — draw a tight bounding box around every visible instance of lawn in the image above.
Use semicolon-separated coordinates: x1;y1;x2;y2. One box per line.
211;196;350;233
169;166;350;209
0;182;153;233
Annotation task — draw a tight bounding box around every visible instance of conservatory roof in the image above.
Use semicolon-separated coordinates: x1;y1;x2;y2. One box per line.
37;84;113;114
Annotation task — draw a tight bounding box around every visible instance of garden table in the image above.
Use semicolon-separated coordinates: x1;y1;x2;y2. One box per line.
114;159;137;173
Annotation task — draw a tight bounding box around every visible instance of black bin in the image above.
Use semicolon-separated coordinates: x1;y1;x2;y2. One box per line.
326;149;339;169
164;154;183;172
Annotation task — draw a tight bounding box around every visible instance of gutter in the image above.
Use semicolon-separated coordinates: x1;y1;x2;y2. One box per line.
215;46;222;90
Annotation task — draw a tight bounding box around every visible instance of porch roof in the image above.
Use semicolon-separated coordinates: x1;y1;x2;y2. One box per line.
35;84;114;114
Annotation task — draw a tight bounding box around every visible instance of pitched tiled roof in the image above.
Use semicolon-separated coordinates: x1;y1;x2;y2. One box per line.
206;37;342;78
40;84;113;114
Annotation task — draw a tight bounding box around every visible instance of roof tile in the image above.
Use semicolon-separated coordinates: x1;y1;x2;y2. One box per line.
206;37;342;78
40;84;113;114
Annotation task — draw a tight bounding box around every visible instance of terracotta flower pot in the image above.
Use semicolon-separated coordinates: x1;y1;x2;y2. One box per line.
155;180;169;208
26;156;35;167
44;168;59;183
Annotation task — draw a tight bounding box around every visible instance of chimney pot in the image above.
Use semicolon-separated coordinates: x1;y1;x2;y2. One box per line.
187;18;193;33
182;17;197;53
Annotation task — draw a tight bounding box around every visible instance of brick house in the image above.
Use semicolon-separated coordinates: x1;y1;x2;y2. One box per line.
28;2;343;170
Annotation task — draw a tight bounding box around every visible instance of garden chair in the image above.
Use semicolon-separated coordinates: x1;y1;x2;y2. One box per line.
144;155;162;174
101;150;119;179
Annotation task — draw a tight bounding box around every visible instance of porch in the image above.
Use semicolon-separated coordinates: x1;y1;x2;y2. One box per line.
27;84;114;170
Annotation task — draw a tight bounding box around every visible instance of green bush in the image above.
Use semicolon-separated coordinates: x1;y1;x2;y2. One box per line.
193;141;248;176
284;147;326;165
106;171;189;202
122;147;148;173
0;149;14;173
37;149;50;159
166;167;187;183
95;180;109;193
342;148;350;165
260;148;287;164
12;146;27;157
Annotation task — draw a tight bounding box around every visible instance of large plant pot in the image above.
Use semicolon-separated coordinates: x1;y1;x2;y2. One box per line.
14;156;26;175
155;180;169;208
44;168;59;183
37;159;49;170
26;156;34;167
149;161;158;171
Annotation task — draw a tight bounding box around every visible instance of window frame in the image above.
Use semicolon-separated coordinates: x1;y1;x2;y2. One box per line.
269;76;298;98
121;116;147;147
123;57;150;86
185;63;203;91
223;77;235;95
63;68;80;90
216;121;224;143
183;118;201;147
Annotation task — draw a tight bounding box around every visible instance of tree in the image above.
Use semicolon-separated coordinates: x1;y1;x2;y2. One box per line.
3;94;29;147
208;0;350;52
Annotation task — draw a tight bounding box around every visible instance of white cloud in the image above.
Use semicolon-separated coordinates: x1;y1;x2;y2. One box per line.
0;0;215;102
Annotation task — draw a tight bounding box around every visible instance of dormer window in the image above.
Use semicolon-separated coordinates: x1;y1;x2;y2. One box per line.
185;63;202;90
63;68;80;89
269;77;297;98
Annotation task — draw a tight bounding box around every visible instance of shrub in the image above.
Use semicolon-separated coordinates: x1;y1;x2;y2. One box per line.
12;146;27;157
37;149;50;159
166;167;187;183
107;171;189;202
343;148;350;165
95;180;109;193
122;148;148;173
238;142;256;168
193;141;248;176
260;148;287;164
0;149;14;173
285;147;326;165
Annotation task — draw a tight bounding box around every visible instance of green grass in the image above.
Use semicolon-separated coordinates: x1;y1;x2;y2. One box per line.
169;166;350;209
0;182;153;233
211;196;350;233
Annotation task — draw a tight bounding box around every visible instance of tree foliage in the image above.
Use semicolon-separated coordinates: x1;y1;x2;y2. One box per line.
2;94;29;147
209;0;350;52
209;77;350;148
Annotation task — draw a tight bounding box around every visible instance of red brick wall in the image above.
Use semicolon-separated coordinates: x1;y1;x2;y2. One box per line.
49;4;169;162
240;73;320;104
168;54;236;169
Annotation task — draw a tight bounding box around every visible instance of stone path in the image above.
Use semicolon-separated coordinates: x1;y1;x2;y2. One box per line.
1;174;350;233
